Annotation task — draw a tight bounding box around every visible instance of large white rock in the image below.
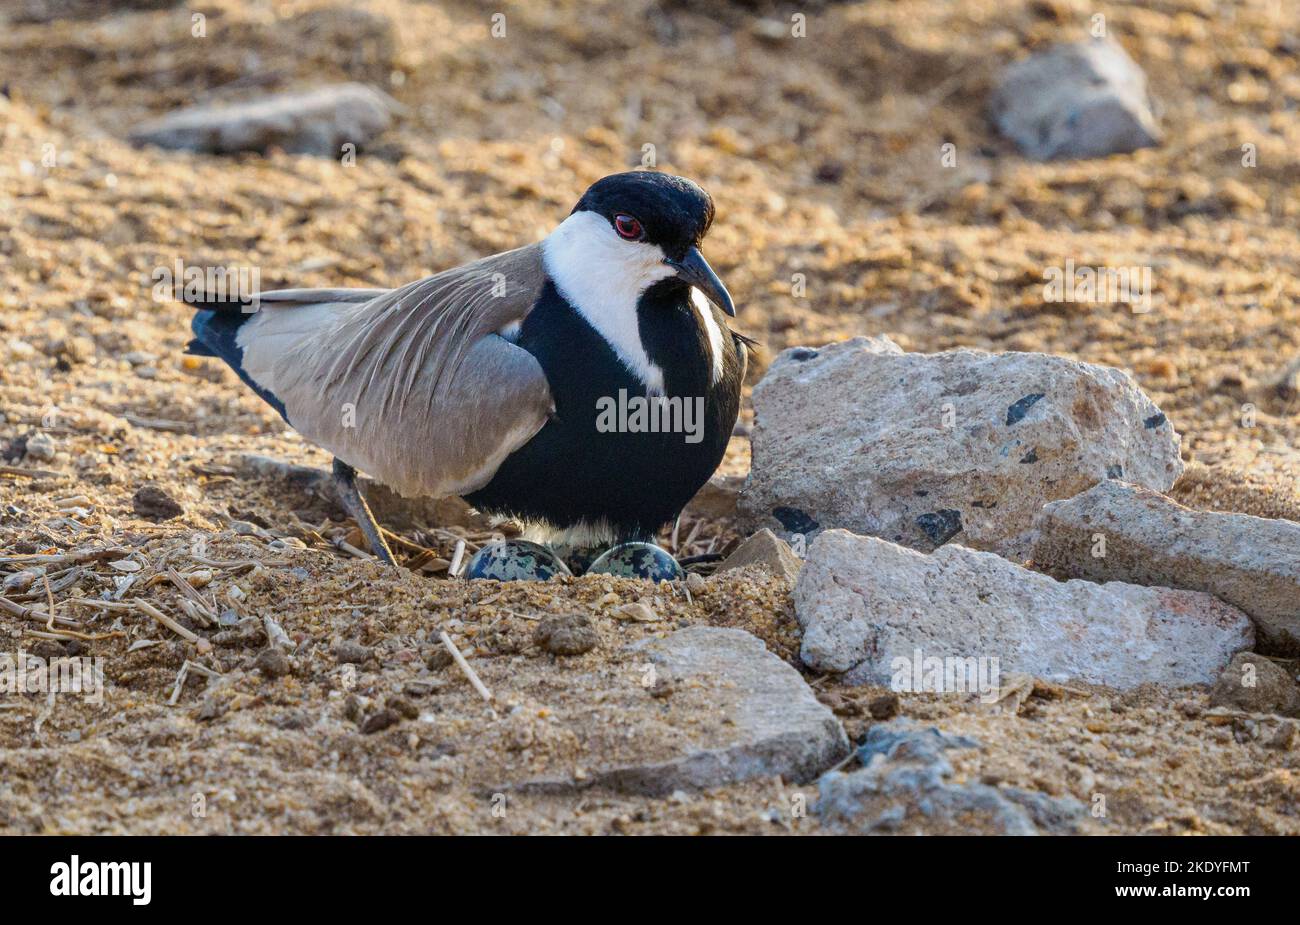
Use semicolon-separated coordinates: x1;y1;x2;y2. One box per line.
130;83;400;156
794;529;1253;689
990;38;1160;160
507;627;850;795
1032;480;1300;654
740;337;1182;561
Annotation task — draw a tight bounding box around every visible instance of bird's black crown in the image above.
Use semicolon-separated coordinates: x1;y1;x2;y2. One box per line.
573;171;715;259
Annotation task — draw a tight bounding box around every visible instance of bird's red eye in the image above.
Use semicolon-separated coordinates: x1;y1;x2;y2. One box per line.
614;214;644;241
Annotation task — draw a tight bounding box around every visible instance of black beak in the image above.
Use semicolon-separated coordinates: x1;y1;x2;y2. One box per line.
665;246;735;317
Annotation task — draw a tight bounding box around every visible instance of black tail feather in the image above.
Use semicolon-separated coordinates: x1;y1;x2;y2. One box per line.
179;293;260;314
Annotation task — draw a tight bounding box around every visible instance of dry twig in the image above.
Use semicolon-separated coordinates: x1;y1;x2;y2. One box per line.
439;631;493;704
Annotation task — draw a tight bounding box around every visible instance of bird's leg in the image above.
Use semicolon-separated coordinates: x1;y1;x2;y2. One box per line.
331;458;398;567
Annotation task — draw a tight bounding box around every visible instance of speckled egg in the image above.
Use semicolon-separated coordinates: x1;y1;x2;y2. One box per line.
585;542;684;581
463;540;573;581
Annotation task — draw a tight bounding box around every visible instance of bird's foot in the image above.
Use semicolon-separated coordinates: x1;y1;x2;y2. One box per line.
463;539;573;581
585;542;684;582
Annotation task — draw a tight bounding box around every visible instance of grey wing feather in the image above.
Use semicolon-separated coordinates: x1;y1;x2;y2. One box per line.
238;244;552;498
257;288;389;306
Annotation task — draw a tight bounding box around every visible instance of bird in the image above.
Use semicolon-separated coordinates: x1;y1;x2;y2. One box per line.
182;171;748;580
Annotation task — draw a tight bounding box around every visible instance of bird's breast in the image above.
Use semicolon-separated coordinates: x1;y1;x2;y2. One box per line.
464;281;740;536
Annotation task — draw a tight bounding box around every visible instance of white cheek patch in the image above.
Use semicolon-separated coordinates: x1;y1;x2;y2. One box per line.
542;210;670;393
690;286;725;386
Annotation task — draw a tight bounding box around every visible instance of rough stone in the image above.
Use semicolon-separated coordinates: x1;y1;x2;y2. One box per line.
816;721;1087;834
741;337;1182;560
129;83;400;156
509;627;849;795
990;38;1160;160
716;528;803;582
1032;479;1300;654
1209;653;1300;717
794;529;1253;689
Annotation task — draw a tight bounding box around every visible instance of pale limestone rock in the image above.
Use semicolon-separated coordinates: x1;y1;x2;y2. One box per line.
130;83;400;156
742;337;1182;560
794;529;1253;689
1032;480;1300;654
990;38;1160;160
509;627;849;795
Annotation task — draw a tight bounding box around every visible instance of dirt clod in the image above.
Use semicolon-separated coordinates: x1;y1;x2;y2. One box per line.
333;641;372;665
386;696;419;720
533;613;598;656
868;693;902;720
254;648;292;679
132;484;184;521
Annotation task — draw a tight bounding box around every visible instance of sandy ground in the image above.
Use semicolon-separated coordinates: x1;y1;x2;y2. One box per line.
1;0;1298;834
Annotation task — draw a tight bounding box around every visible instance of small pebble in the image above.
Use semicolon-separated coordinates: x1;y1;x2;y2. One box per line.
614;602;660;623
2;569;42;593
8;339;37;359
25;432;57;462
333;640;372;665
361;708;400;734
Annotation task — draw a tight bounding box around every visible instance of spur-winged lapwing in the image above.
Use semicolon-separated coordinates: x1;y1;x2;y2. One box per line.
184;171;747;580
